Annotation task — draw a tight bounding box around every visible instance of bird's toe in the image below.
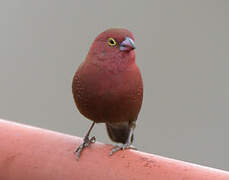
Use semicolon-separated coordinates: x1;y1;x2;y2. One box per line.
110;143;136;156
75;136;96;160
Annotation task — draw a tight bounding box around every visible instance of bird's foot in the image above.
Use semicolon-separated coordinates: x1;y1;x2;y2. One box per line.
75;136;96;160
110;143;137;156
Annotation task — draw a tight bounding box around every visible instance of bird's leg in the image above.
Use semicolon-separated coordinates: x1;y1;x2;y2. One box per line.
110;121;137;155
75;121;96;160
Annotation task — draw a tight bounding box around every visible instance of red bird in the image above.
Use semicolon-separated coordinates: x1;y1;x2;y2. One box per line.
72;28;143;159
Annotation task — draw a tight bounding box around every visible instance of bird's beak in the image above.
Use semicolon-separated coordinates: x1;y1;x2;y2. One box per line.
120;37;136;51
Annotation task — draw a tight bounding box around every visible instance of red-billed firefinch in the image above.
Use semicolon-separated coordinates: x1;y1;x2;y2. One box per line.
72;28;143;159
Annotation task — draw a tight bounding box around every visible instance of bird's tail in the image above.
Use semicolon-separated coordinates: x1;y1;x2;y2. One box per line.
106;122;134;144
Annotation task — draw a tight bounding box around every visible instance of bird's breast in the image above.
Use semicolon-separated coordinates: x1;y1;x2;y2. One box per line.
72;61;143;123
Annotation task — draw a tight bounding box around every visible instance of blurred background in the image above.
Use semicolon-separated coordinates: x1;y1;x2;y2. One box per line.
0;0;228;171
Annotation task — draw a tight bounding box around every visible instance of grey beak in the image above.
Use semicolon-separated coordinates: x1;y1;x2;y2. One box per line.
120;37;136;51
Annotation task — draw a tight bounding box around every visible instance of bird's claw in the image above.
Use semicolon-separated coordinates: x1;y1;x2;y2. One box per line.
110;143;137;156
75;136;96;160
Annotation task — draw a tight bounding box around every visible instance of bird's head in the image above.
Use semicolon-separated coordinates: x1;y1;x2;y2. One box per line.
87;28;136;64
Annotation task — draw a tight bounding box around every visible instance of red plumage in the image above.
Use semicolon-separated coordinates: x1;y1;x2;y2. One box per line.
72;28;143;159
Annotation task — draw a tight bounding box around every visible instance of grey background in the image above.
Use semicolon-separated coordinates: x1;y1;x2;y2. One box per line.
0;0;228;171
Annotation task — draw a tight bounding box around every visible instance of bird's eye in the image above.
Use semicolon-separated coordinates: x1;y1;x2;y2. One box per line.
107;38;117;47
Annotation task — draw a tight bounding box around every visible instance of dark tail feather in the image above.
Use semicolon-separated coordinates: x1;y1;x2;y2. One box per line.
106;123;133;144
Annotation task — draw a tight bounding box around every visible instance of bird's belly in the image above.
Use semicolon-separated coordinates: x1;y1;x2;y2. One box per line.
86;92;133;123
73;74;142;123
72;62;143;124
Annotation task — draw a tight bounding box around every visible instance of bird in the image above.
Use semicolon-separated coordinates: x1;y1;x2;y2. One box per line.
72;28;143;159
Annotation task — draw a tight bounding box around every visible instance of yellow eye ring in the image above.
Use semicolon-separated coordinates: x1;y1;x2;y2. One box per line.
107;37;117;46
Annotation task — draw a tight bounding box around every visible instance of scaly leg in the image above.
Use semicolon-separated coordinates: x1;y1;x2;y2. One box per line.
110;121;136;155
75;121;96;160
